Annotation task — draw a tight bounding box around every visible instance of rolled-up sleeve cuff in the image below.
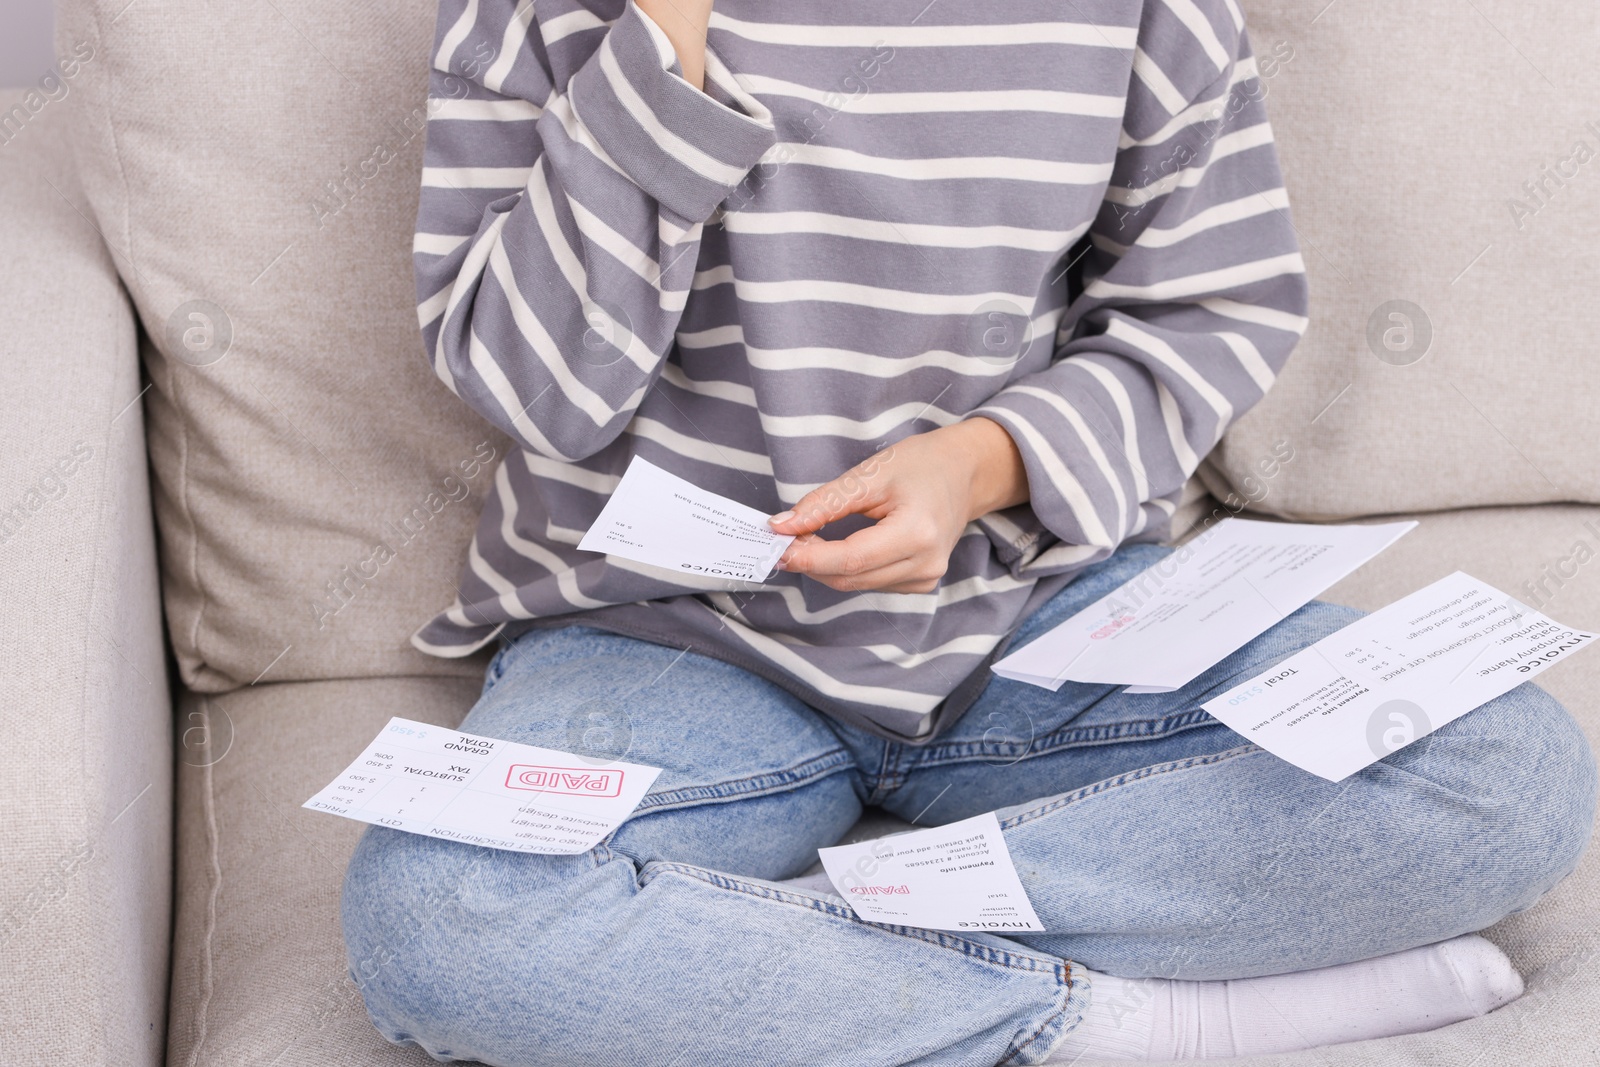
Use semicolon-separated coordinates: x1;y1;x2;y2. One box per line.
975;505;1056;575
970;388;1133;569
568;0;777;223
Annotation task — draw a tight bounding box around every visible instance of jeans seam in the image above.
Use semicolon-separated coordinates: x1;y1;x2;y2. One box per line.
998;743;1262;831
634;749;857;812
914;707;1221;769
864;739;911;804
479;638;520;696
997;961;1081;1066
638;862;1067;975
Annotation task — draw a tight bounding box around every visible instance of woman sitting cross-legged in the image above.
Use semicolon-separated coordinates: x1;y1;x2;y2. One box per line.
340;0;1598;1063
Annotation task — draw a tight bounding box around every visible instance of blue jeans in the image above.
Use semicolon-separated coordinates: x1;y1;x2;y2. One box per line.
341;544;1596;1067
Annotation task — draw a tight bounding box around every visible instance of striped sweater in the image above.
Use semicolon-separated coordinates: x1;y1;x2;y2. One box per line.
410;0;1308;742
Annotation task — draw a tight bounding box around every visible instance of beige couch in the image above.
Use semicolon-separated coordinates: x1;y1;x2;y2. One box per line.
3;0;1597;1063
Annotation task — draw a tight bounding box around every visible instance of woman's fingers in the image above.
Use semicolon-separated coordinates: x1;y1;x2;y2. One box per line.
778;512;949;592
779;522;908;580
765;438;963;593
768;448;896;537
788;552;937;593
769;480;870;537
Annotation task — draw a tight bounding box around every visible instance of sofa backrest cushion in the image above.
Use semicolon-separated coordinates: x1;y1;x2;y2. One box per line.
59;0;508;690
1206;0;1600;519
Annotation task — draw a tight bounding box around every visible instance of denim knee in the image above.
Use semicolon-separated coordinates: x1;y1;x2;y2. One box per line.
1480;683;1597;909
339;825;566;1058
1425;682;1599;917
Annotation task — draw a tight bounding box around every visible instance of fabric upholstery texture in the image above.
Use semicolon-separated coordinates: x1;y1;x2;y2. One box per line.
55;0;510;693
166;505;1600;1067
1201;0;1600;517
0;91;172;1067
165;677;475;1067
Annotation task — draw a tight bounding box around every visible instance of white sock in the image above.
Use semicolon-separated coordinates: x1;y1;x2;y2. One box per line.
1047;934;1523;1062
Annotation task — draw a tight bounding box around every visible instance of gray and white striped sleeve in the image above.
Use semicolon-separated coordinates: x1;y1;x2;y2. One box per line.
414;0;777;461
972;0;1308;574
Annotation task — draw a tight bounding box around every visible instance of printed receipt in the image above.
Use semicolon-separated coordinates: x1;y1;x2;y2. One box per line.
992;518;1415;693
577;456;794;583
817;812;1044;933
1204;572;1596;782
303;717;661;854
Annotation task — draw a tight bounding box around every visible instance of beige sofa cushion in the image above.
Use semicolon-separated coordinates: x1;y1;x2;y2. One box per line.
0;92;172;1067
57;0;509;692
1206;0;1600;518
166;677;469;1067
168;504;1600;1067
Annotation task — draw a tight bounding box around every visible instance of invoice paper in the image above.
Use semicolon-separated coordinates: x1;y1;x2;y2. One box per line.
303;717;661;854
1203;572;1596;782
817;812;1044;932
991;518;1416;692
577;456;794;583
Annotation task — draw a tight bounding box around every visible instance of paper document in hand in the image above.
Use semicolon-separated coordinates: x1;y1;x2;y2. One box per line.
1203;572;1595;782
991;518;1416;692
577;456;794;583
304;717;661;854
816;812;1044;932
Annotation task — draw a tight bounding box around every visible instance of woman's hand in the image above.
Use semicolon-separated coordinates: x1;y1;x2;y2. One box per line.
636;0;714;90
768;418;1029;594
